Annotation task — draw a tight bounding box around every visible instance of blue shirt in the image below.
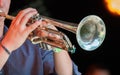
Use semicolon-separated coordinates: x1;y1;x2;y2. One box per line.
0;26;81;75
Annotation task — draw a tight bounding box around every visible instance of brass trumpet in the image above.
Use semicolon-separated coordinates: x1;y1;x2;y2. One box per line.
0;10;106;53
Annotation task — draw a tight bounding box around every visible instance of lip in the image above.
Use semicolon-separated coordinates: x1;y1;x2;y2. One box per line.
0;8;4;12
0;9;4;20
0;9;6;20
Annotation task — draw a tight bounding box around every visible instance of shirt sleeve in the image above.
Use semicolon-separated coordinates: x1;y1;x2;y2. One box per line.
41;49;81;75
0;71;2;75
72;62;81;75
0;69;4;75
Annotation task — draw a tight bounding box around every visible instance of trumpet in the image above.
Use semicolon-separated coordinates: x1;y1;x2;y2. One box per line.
0;10;106;53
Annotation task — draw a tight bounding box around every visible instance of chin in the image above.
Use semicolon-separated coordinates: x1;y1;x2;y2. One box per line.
0;17;5;22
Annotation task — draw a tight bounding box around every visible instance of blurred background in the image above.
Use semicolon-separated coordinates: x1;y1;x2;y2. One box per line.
6;0;120;75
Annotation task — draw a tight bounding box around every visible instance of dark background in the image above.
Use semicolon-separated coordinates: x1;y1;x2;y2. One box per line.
6;0;120;75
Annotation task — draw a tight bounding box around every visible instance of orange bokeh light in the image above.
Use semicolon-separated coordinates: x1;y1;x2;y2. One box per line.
104;0;120;16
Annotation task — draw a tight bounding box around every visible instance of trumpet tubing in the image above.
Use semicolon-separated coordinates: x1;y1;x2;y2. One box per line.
0;10;106;53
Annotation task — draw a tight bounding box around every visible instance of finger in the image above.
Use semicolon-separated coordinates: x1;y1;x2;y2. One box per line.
37;30;49;37
25;20;42;34
12;8;37;25
20;11;38;27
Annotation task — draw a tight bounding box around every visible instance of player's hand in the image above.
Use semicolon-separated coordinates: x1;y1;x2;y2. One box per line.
1;8;42;52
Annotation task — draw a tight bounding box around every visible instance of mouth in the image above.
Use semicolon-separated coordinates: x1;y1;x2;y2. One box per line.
0;9;6;20
0;9;5;16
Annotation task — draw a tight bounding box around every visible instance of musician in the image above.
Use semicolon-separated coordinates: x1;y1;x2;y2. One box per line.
0;0;80;75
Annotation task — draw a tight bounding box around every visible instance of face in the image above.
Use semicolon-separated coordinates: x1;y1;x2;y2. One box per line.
0;0;11;14
0;0;11;21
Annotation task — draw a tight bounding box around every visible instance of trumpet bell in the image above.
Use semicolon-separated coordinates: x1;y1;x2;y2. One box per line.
76;15;106;51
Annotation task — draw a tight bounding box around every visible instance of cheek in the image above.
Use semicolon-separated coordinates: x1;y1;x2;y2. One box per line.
3;0;10;13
